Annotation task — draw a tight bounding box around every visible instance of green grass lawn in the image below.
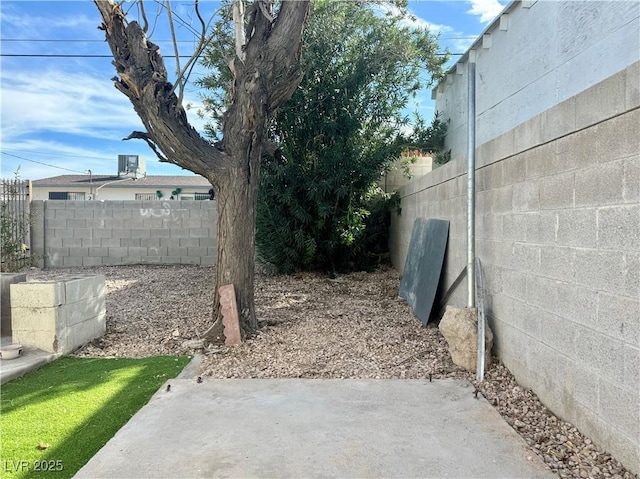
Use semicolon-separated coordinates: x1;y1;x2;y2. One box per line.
0;355;190;479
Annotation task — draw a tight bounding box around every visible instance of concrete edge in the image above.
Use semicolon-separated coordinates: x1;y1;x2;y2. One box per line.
0;351;62;385
176;353;204;379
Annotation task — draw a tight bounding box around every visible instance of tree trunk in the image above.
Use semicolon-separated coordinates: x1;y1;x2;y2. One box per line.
207;162;261;340
94;0;309;341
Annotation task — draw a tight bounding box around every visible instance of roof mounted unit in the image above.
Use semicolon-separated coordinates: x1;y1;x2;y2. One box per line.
118;155;146;178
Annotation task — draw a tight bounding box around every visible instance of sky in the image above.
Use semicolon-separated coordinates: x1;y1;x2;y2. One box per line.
0;0;506;180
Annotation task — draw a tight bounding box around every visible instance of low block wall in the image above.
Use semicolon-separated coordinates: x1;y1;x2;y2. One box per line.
30;200;217;268
1;273;27;336
10;275;106;353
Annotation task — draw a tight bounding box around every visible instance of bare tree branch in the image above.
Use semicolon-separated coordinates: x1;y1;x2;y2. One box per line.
257;0;274;23
167;0;216;101
194;0;206;37
123;131;170;162
232;0;246;63
95;0;227;177
137;0;149;32
165;0;184;103
148;1;163;37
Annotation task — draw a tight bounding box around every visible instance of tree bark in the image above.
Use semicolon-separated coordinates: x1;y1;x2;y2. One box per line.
94;0;309;340
209;163;261;340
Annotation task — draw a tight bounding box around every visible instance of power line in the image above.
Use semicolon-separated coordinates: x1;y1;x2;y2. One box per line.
1;52;459;58
1;38;199;43
1;38;104;42
0;53;193;58
2;148;163;164
1;36;479;42
1;152;89;174
1;148;114;161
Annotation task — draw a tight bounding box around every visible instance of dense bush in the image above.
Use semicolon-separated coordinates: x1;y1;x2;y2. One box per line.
254;1;447;273
199;1;448;273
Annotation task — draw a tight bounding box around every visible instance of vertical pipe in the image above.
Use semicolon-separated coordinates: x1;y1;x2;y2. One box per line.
43;200;48;269
467;59;477;308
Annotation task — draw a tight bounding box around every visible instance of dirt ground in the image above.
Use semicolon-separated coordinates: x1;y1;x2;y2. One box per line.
28;264;637;479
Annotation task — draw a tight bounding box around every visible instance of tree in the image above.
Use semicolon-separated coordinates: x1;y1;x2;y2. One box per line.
94;0;310;338
203;1;446;273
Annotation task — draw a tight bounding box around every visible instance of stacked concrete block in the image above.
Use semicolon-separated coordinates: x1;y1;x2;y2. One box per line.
389;63;640;473
31;200;217;268
0;273;27;336
10;275;106;354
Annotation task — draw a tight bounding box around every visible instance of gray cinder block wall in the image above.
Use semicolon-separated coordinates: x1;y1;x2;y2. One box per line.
30;200;217;268
0;273;27;336
389;62;640;473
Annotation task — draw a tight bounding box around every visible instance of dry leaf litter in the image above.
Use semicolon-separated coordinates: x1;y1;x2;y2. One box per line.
28;265;637;479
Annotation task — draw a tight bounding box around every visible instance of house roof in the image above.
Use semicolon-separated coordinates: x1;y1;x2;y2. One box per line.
32;175;211;188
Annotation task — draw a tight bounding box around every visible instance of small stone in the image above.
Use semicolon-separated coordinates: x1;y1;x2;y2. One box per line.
438;306;493;373
172;329;180;337
580;470;589;478
592;466;601;476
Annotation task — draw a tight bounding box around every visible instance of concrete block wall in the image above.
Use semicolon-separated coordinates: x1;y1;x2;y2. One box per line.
0;273;27;336
381;155;434;193
30;200;217;268
436;1;639;161
11;275;106;353
389;62;640;473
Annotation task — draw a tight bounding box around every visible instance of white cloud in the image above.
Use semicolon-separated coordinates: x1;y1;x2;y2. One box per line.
0;6;99;42
451;37;477;53
466;0;506;24
0;2;212;180
0;67;209;141
0;66;210;179
1;69;144;141
372;3;455;34
3;13;96;30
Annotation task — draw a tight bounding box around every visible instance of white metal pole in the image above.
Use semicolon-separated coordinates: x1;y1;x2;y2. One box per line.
467;58;477;308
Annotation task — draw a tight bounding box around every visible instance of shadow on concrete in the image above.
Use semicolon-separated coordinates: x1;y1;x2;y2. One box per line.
76;377;554;479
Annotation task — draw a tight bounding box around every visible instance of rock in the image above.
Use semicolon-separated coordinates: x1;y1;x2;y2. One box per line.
182;339;206;350
438;306;493;373
219;284;242;346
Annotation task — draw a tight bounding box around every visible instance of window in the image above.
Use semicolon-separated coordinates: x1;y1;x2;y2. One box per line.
135;193;156;201
179;195;194;201
194;193;210;201
48;192;85;200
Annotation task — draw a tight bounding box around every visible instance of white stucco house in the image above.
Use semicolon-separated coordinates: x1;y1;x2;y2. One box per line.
31;174;213;201
31;155;213;201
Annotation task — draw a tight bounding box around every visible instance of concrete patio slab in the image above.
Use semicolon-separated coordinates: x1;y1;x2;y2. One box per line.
0;336;60;385
75;378;553;479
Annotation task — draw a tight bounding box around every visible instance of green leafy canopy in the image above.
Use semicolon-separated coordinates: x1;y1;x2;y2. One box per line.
199;0;449;273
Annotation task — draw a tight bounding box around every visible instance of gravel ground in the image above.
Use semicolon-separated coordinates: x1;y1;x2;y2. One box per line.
28;264;637;479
